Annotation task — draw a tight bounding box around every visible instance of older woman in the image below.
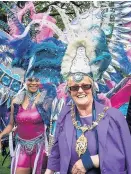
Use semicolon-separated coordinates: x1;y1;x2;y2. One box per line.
0;77;52;174
45;73;131;174
44;6;131;173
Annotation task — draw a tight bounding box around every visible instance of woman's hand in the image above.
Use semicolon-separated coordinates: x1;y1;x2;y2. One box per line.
72;159;86;174
91;154;99;168
0;133;2;153
44;169;54;174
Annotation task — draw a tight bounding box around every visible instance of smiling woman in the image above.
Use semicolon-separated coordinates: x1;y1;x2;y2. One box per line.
0;76;53;174
46;73;131;174
67;75;93;112
25;77;41;108
27;77;40;88
45;5;131;173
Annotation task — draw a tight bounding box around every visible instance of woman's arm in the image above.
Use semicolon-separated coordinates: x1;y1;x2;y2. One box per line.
0;99;15;140
114;109;131;173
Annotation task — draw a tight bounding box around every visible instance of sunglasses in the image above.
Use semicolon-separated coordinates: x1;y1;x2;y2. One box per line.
68;84;92;92
27;77;40;82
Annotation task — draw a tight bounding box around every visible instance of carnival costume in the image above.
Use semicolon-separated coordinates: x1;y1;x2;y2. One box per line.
10;90;51;174
0;2;66;155
0;2;66;173
46;2;131;174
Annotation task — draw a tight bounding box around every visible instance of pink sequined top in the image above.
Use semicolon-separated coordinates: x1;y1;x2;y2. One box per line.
16;106;45;140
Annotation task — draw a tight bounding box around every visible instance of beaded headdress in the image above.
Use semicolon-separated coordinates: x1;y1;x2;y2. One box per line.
35;2;131;89
51;4;131;87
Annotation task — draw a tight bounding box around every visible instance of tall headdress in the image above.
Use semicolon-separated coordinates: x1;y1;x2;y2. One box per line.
35;2;131;91
52;1;130;114
57;2;131;87
0;2;66;107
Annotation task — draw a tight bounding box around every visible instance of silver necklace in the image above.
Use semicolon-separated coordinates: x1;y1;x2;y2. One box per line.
26;90;39;109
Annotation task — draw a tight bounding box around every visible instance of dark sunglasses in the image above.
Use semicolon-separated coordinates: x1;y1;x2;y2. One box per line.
27;77;40;82
68;84;92;92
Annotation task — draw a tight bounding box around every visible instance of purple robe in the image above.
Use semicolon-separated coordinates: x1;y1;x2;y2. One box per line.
47;100;131;174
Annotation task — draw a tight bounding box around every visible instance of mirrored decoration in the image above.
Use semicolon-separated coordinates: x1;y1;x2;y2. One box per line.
10;80;21;92
1;75;11;86
0;69;4;77
0;87;9;105
72;72;85;83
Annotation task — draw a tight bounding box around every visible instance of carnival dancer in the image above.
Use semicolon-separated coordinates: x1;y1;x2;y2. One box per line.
0;77;52;174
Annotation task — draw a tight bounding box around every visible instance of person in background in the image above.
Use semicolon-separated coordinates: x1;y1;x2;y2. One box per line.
48;83;68;155
126;96;131;133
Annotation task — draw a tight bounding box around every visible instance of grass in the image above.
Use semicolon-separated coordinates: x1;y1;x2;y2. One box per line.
0;152;10;174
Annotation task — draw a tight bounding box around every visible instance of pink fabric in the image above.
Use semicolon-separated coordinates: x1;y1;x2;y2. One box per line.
97;93;112;107
14;2;55;42
124;22;131;28
56;82;68;100
127;50;131;62
8;2;56;41
110;79;131;108
29;13;56;43
15;106;46;170
105;79;116;89
17;145;46;169
17;149;37;168
36;143;46;173
16;106;45;139
17;2;36;22
8;20;21;38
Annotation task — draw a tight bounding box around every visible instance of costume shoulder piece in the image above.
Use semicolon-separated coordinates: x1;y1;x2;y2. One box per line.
14;90;46;105
14;90;26;105
37;90;47;104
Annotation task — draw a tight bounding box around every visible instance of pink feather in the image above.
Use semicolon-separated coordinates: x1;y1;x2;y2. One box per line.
97;93;112;107
56;83;68;101
8;2;56;42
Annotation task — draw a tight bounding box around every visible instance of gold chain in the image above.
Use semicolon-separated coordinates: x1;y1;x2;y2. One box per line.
71;103;109;133
71;103;109;157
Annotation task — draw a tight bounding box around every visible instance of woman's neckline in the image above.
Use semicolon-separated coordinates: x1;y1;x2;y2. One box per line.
20;105;36;111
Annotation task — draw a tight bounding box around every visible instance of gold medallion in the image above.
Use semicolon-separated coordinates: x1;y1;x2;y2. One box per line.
75;134;88;157
71;103;109;157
